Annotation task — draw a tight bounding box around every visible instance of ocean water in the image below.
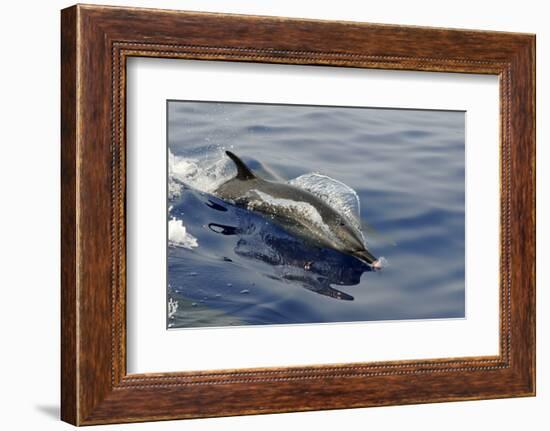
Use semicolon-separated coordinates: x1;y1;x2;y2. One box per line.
167;101;465;328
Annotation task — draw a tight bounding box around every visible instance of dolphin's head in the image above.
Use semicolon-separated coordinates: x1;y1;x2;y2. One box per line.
331;217;380;268
351;248;381;268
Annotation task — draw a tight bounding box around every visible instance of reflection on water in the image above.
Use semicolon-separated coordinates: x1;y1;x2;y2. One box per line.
207;211;372;301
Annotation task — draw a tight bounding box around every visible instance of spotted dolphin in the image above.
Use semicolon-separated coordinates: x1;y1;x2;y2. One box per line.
214;151;380;267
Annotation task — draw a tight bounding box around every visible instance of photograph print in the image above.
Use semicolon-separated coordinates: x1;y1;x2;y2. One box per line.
167;100;465;329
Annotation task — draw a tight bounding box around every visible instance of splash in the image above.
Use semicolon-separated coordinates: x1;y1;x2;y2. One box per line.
376;256;389;268
168;217;198;249
168;148;235;199
289;173;362;232
167;297;179;318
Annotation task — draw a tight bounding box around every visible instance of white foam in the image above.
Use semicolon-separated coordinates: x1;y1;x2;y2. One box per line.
168;150;197;199
168;148;234;198
168;217;198;249
373;256;389;269
167;297;178;318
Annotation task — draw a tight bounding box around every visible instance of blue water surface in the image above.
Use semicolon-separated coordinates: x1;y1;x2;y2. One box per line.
167;101;465;328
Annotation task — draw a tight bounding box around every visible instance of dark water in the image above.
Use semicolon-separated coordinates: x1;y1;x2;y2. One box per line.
167;101;465;328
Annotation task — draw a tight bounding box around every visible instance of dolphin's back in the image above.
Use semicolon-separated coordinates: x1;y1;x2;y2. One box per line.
215;173;332;219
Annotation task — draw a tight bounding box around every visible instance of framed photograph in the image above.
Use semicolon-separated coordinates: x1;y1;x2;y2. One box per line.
61;4;535;425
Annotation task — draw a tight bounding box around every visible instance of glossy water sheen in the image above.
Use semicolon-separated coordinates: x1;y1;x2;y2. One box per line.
167;101;465;328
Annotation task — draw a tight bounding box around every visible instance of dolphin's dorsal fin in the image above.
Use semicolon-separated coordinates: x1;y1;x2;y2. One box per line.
226;151;256;180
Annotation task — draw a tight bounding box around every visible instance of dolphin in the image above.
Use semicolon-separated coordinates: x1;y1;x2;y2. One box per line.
214;151;380;268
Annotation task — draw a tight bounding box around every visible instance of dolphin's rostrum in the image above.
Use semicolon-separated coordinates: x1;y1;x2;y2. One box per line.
214;151;380;268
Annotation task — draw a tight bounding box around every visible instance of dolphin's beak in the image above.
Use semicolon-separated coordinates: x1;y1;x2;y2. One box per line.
352;249;380;268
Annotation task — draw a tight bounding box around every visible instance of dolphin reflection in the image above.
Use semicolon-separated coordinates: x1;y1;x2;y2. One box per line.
208;215;372;301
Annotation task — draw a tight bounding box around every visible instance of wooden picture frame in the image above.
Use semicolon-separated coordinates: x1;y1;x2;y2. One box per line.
61;4;535;425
